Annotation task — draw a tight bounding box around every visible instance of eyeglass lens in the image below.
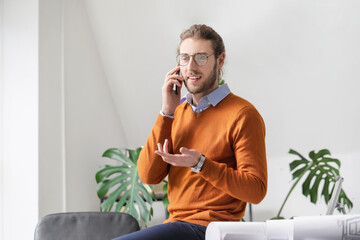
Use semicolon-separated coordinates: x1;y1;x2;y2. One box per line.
177;53;210;66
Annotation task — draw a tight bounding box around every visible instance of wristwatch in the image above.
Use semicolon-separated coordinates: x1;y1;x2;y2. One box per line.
190;154;206;173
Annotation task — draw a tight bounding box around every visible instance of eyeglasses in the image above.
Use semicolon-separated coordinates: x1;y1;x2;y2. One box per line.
176;53;214;66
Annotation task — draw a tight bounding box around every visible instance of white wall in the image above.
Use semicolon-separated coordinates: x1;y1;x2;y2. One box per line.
62;0;127;212
40;0;127;215
38;0;66;218
84;0;360;220
0;0;4;237
1;0;39;239
1;0;127;238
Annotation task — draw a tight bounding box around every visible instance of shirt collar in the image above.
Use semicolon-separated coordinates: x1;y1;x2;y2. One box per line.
182;84;231;113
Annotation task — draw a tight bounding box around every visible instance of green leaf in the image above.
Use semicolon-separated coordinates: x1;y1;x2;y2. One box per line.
218;78;225;85
102;148;135;167
338;189;353;212
95;165;130;183
275;148;353;218
127;148;141;165
322;157;341;168
321;177;331;203
134;193;150;224
290;149;346;204
138;184;153;205
309;173;323;203
289;160;308;171
101;182;128;211
162;180;169;210
96;147;156;226
289;149;307;161
302;171;315;197
309;149;331;161
97;173;130;199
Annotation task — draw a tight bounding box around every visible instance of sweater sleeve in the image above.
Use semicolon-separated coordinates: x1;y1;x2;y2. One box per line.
200;106;267;204
137;114;173;184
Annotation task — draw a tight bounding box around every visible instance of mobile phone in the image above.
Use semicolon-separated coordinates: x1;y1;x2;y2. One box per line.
173;70;182;95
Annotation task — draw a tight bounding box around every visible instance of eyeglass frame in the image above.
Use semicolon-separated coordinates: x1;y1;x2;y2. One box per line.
176;52;215;66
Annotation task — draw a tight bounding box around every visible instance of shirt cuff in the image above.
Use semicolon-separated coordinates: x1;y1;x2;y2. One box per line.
160;111;174;119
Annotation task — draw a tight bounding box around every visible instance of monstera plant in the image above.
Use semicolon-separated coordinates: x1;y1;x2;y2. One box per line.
275;149;353;219
95;147;155;227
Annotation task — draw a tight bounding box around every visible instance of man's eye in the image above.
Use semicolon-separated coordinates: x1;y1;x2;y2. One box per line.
196;54;207;61
180;55;189;61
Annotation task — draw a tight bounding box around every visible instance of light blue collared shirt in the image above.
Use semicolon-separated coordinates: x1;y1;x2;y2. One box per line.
183;84;231;113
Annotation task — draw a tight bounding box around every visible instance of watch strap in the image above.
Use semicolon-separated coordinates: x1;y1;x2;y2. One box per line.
190;154;205;173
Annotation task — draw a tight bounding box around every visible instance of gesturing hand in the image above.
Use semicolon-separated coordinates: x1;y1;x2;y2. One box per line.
155;139;200;167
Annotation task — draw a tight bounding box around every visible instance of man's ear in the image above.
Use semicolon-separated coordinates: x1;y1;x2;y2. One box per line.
217;52;225;69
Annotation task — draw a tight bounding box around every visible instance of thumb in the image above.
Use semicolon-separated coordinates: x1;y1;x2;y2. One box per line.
179;147;191;155
179;147;199;158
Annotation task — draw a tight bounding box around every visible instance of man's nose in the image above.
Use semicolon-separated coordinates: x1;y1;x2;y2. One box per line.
187;56;198;71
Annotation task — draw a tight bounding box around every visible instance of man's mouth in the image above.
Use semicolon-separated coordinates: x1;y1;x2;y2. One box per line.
187;75;202;82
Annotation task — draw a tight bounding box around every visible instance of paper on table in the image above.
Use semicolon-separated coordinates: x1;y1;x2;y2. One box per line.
206;222;266;240
294;215;360;240
266;219;294;240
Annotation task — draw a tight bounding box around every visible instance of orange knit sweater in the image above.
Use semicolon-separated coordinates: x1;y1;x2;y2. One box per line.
138;93;267;227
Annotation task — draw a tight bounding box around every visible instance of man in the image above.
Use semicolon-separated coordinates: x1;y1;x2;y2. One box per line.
113;24;267;240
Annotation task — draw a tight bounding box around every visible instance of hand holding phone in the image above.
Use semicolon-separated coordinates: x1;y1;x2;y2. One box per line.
162;67;183;116
173;70;182;95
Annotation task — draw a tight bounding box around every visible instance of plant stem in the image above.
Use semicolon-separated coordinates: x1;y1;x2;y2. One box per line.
276;165;311;218
276;176;301;218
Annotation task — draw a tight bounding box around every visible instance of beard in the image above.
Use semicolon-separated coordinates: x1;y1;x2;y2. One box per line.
184;62;218;95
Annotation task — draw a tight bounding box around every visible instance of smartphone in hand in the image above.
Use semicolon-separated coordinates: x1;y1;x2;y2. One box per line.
173;70;182;95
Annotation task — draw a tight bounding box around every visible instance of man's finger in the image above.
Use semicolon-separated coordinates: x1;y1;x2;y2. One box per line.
157;143;163;152
163;139;169;154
